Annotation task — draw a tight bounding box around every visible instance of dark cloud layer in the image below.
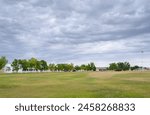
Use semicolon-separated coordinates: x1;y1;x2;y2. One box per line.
0;0;150;66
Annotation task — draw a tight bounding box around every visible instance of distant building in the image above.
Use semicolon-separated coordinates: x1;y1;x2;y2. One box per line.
3;64;23;73
96;67;108;71
3;65;43;73
3;64;13;73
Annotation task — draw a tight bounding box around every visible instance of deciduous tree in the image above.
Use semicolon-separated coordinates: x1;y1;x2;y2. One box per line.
0;56;8;70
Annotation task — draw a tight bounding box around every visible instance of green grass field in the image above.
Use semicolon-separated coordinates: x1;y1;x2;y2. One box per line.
0;71;150;98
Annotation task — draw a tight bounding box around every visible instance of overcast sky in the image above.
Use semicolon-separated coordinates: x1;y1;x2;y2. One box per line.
0;0;150;67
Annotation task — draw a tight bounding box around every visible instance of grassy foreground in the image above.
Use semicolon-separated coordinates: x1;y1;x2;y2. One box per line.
0;71;150;98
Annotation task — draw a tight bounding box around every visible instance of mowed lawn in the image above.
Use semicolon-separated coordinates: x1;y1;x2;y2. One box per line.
0;71;150;98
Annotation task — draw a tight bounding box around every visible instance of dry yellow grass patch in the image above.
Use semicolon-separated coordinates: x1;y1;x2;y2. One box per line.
88;71;131;79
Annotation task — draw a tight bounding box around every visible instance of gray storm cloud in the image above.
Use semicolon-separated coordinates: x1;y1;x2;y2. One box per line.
0;0;150;66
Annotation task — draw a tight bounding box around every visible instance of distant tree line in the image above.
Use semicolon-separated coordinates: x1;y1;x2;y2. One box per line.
108;62;131;71
108;62;141;71
10;58;96;72
11;58;49;72
0;56;143;72
49;62;96;72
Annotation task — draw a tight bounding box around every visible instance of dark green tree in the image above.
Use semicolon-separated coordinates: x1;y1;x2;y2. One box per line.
28;58;38;71
109;63;118;70
57;64;64;71
86;64;91;71
0;56;8;70
89;62;96;71
66;63;74;72
81;64;87;71
74;65;81;71
131;65;140;71
40;60;48;71
11;59;20;72
49;63;56;71
19;59;29;71
109;62;131;71
117;62;124;71
123;62;130;71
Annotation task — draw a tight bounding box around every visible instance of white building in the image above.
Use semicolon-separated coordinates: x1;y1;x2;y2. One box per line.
3;64;13;73
3;64;24;73
96;67;107;71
